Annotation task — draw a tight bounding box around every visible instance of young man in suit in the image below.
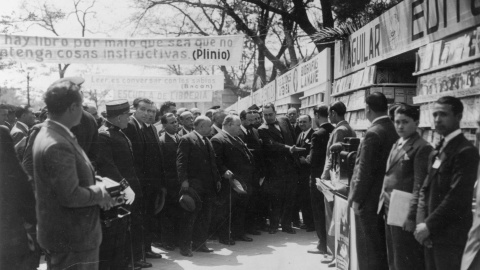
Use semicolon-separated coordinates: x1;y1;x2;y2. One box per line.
415;96;479;270
211;115;254;245
379;104;433;270
239;109;266;235
349;92;398;270
33;77;114;270
96;100;139;270
258;103;301;234
317;101;355;264
177;116;221;256
122;97;152;268
159;113;181;251
11;105;35;159
308;106;334;256
462;115;480;270
293;114;315;231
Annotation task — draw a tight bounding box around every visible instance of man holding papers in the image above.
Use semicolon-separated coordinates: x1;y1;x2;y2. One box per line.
378;104;432;270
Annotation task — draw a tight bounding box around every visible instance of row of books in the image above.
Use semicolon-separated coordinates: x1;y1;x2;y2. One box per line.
418;96;480;128
333;66;376;95
416;28;480;72
418;62;480;96
300;92;325;109
420;128;478;147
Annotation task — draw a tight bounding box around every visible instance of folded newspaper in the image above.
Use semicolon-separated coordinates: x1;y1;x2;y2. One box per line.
387;189;413;227
316;178;335;202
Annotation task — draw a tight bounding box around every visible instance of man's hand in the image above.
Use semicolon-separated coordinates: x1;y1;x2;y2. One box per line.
122;186;135;205
299;156;307;164
181;180;189;191
216;181;221;192
305;155;311;164
414;223;430;244
259;177;265;186
289;145;306;153
97;183;115;210
223;170;234;180
403;219;416;232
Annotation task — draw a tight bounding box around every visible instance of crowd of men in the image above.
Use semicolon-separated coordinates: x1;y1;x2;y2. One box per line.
1;76;480;270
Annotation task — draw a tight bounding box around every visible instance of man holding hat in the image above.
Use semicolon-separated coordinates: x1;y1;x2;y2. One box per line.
96;100;141;270
33;77;115;270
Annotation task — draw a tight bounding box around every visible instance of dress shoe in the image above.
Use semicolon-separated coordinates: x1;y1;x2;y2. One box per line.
305;227;315;232
300;224;308;229
126;264;142;270
307;249;326;254
292;221;301;228
194;245;214;253
145;251;162;259
219;238;236;245
163;244;175;251
151;242;163;248
321;255;334;264
268;228;278;234
246;229;261;235
328;260;336;268
282;227;296;234
134;260;152;268
180;248;193;257
234;235;253;242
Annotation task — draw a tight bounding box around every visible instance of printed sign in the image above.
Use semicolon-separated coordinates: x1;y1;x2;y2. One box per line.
113;89;213;103
335;196;350;270
84;75;224;91
264;81;276;103
0;34;243;66
335;0;480;78
298;52;329;92
276;68;296;100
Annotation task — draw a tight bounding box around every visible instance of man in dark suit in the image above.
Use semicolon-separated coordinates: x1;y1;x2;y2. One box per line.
142;103;165;258
122;97;153;268
308;106;334;256
0;125;37;269
293;114;315;231
11;105;35;159
415;96;479;270
159;113;182;251
349;92;398;270
211;109;227;137
317;101;355;264
239;110;266;234
33;77;114;270
287;107;302;140
211;115;254;245
177;116;221;256
379;104;432;270
258;103;301;234
96;100;140;270
71;110;100;169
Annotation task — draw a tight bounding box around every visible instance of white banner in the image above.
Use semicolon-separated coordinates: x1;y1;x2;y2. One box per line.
0;34;243;66
276;68;295;100
114;89;213;103
298;52;328;93
84;75;224;91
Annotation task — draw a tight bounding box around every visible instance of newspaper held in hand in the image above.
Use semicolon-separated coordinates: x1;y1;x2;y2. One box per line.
387;189;413;227
316;178;335;202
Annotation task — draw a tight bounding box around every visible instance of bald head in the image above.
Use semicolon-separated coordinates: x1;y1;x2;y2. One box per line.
212;109;227;128
85;105;99;119
180;111;194;130
194;116;212;136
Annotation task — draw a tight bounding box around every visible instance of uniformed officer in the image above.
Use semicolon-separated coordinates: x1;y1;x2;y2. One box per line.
95;100;141;270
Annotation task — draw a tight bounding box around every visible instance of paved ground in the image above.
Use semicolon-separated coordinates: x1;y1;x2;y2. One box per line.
38;229;332;270
146;229;332;270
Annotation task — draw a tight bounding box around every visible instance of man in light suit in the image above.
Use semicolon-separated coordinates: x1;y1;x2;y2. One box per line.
349;92;398;270
159;113;181;251
177;116;221;256
415;96;479;270
11;105;35;159
379;104;432;270
33;77;114;270
293;114;315;231
258;103;301;234
211;115;254;245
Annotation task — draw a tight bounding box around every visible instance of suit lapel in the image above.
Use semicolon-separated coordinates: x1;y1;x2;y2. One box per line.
424;134;464;187
386;135;418;172
16;122;28;135
268;123;284;142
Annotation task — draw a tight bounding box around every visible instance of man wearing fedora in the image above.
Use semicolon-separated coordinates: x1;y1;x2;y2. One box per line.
96;100;141;270
33;77;114;270
211;115;254;245
177;116;221;257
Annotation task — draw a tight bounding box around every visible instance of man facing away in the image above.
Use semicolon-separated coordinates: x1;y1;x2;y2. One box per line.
33;77;114;270
348;92;398;270
415;96;479;270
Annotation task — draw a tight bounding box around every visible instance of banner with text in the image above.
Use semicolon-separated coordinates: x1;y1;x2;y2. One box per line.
0;34;243;66
85;75;224;91
335;0;480;78
113;89;213;103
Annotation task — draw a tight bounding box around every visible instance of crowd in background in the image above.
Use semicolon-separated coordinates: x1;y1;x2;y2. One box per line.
1;76;480;270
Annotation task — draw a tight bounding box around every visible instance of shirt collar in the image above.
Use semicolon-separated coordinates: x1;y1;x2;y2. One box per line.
17;120;28;131
132;116;143;129
336;120;347;127
240;125;247;134
372;115;390;124
144;123;151;127
48;119;75;139
397;137;410;148
194;130;204;140
302;128;312;136
166;131;177;140
213;125;222;132
441;129;462;151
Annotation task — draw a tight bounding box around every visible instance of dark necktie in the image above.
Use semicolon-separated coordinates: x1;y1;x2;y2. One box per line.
203;137;211;156
235;136;253;163
435;138;445;151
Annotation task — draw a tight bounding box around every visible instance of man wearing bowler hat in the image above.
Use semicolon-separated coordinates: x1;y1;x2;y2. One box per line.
96;100;141;270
